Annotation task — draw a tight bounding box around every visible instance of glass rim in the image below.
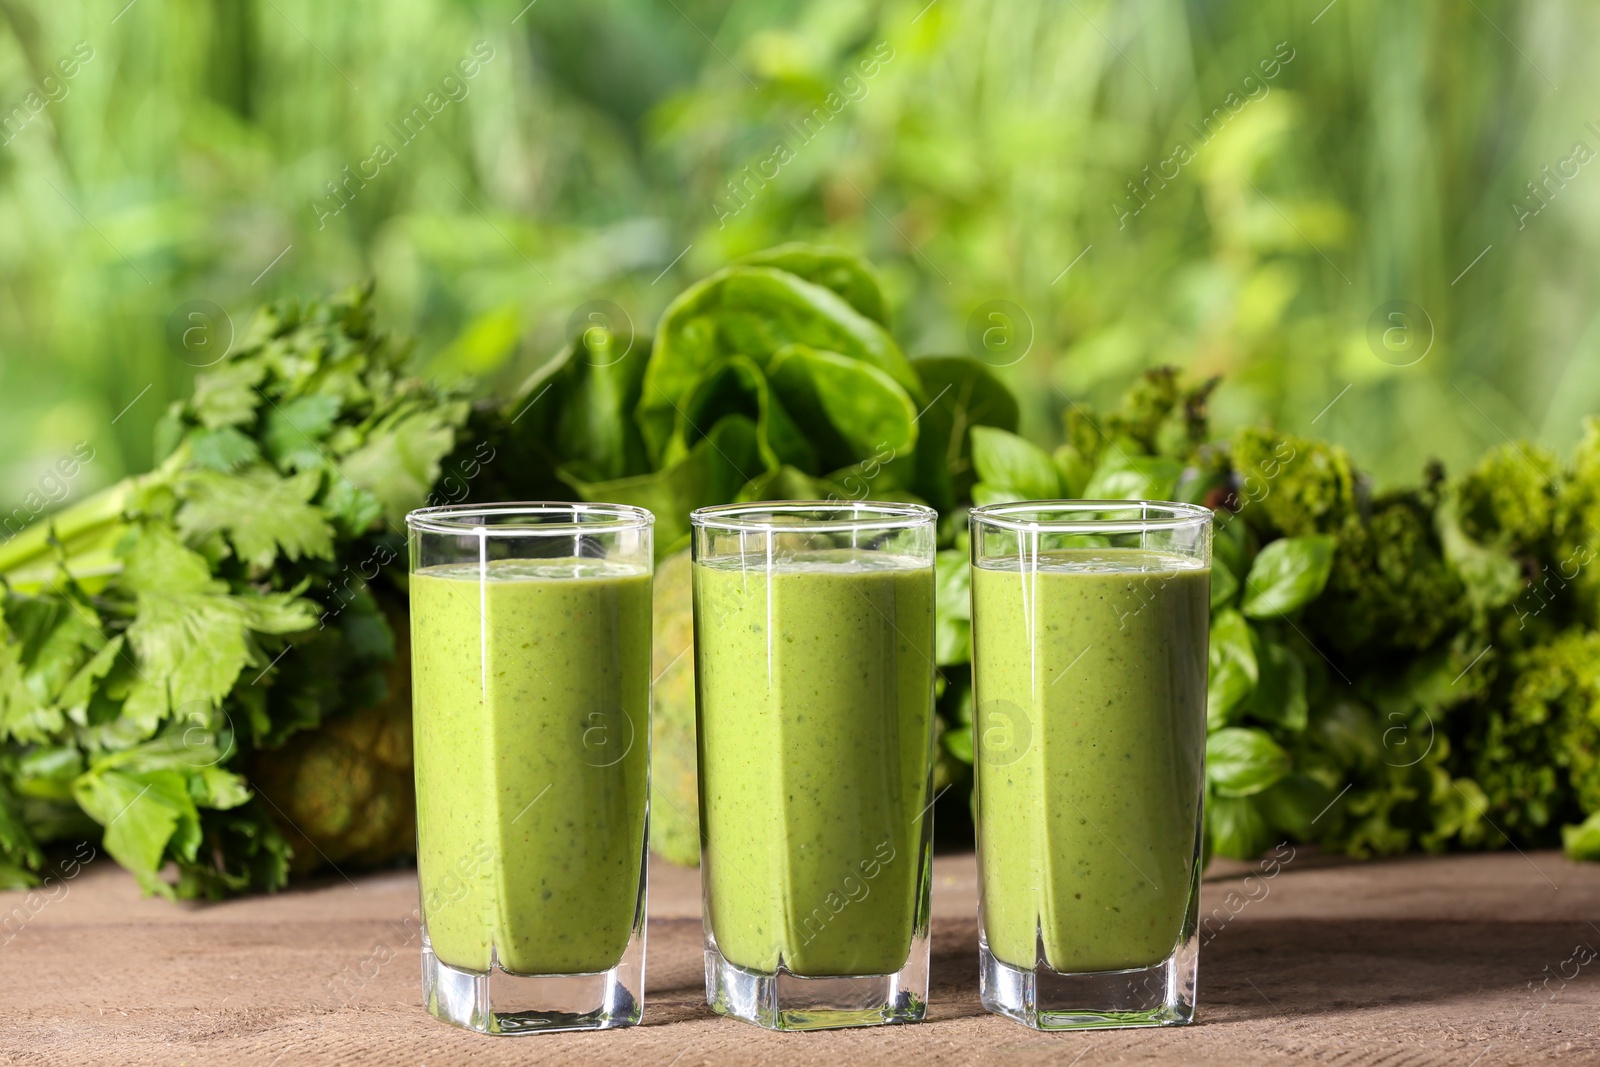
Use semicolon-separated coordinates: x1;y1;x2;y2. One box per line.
404;501;655;536
690;499;937;534
969;499;1213;535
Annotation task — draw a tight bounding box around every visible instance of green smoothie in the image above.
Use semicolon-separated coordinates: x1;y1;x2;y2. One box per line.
972;549;1208;974
693;549;934;977
410;558;650;976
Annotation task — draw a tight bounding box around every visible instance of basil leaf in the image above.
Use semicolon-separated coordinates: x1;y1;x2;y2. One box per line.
1562;811;1600;862
736;244;889;326
1240;535;1335;618
1052;444;1093;498
1210;559;1239;610
1206;793;1276;861
1246;639;1308;732
1255;774;1334;840
1081;451;1182;501
1207;726;1291;798
970;427;1061;500
1207;609;1258;728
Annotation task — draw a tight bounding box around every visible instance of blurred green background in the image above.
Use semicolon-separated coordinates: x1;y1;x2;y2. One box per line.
3;0;1599;507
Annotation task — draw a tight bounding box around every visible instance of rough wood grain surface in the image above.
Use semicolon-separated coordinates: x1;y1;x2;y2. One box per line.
1;849;1595;1065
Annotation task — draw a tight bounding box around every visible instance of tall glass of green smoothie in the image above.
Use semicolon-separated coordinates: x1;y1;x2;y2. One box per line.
404;503;653;1035
969;500;1211;1030
690;501;938;1031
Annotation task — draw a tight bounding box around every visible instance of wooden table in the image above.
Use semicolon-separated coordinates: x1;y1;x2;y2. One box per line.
1;848;1595;1065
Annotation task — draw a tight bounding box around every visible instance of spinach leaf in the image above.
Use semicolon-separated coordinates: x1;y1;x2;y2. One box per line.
669;354;813;474
909;356;1020;512
736;244;889;326
1240;535;1336;617
1207;726;1291;797
511;328;651;483
639;266;920;462
767;344;918;469
563;415;763;554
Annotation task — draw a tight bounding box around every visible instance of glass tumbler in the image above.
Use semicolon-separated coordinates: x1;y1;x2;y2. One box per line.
405;502;653;1034
969;501;1211;1029
690;501;938;1030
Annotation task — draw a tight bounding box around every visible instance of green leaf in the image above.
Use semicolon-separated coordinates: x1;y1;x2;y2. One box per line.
1246;639;1308;732
189;360;267;430
942;725;974;764
735;465;844;502
1241;535;1336;617
117;524;318;730
564;415;763;552
1052;444;1093;498
935;549;971;665
970;427;1061;500
1434;488;1524;612
512;329;650;482
340;400;471;529
73;767;189;897
671;354;813;473
1255;774;1334;841
177;468;335;569
736;244;889;325
639;265;920;462
908;356;1020;511
767;344;919;467
1207;794;1276;860
1081;450;1182;501
1562;811;1600;862
187;427;261;472
1207;609;1258;728
1210;559;1239;609
1207;727;1291;797
262;394;343;471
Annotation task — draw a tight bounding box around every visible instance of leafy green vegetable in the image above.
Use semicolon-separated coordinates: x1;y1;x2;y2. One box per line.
1207;794;1276;860
909;357;1020;512
970;427;1061;502
1241;535;1336;618
1207;727;1292;797
0;284;467;897
637;266;921;464
1081;451;1182;502
1207;609;1258;728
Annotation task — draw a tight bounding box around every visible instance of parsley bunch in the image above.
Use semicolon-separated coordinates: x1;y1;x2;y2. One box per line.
0;285;470;897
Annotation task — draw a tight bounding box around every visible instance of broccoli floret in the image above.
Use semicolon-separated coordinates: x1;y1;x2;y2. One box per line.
1456;443;1563;556
1316;491;1465;655
1466;629;1600;841
1229;426;1359;538
1062;367;1218;466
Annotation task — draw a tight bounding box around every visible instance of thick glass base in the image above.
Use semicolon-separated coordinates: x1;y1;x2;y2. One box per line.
704;937;929;1031
979;935;1196;1030
421;933;645;1035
